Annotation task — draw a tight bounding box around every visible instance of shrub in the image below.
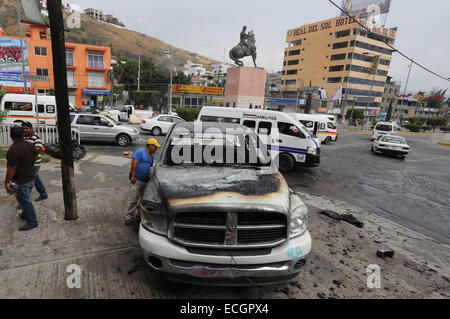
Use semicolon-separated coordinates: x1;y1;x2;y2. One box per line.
440;126;450;133
421;125;432;132
427;117;448;132
405;124;421;132
408;116;425;125
176;107;200;122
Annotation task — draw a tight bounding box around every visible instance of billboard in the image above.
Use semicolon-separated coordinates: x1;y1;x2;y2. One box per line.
172;84;224;96
341;0;391;22
0;37;30;91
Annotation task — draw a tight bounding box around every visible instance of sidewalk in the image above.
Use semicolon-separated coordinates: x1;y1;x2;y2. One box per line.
0;154;448;298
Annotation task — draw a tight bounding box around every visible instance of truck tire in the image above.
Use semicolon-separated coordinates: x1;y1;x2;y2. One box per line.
278;153;295;173
116;134;131;147
323;136;332;145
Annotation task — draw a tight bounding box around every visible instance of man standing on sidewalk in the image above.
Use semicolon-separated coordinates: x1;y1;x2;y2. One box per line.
22;122;48;201
124;138;161;225
4;126;39;231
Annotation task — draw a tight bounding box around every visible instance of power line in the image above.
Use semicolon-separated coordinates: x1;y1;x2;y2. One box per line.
328;0;450;82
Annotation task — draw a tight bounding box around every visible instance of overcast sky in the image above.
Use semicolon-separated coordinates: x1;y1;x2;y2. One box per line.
70;0;449;94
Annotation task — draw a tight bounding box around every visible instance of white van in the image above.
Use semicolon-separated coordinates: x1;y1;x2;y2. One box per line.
0;93;61;126
289;113;338;144
371;121;400;141
197;107;321;172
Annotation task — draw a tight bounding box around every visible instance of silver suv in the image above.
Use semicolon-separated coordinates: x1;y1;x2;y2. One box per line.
70;113;140;146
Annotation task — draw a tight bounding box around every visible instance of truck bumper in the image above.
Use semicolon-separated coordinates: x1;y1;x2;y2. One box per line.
139;225;312;286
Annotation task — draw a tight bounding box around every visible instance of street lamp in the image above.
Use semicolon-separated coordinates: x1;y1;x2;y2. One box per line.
362;52;380;130
164;48;174;113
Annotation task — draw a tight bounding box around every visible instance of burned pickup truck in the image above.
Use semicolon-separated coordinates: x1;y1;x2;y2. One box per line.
138;122;311;285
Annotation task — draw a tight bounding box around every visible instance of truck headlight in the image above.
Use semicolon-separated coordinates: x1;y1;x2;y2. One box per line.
140;201;167;236
289;204;308;238
307;146;316;155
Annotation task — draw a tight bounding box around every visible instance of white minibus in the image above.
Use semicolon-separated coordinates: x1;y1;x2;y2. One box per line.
197;107;321;172
289;113;338;144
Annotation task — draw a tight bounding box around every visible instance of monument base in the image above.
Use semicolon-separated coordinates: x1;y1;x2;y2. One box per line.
224;67;266;109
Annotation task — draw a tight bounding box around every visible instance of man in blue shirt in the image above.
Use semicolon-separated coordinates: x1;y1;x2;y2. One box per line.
124;138;161;225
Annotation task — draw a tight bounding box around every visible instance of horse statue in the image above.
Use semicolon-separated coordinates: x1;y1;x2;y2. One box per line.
229;30;257;67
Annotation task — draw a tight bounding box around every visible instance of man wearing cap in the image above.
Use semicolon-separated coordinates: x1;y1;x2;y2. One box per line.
124;138;161;225
4;126;39;231
21;122;48;201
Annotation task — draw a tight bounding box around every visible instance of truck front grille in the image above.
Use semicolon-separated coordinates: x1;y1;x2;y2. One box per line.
172;211;287;248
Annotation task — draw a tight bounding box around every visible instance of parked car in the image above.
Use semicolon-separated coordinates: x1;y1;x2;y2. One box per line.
138;122;312;285
371;135;410;159
70;113;140;146
140;114;185;136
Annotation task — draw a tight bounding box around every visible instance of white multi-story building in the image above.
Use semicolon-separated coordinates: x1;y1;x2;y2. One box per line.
211;63;232;76
182;60;206;77
84;8;104;21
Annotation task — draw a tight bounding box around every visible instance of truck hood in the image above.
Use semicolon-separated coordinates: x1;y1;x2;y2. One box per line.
146;166;290;213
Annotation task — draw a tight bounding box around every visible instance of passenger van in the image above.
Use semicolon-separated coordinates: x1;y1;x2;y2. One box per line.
0;93;69;126
197;107;321;172
289;113;338;144
371;121;400;141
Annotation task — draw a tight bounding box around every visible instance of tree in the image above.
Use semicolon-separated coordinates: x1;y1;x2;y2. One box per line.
346;108;364;120
426;117;448;132
427;88;448;109
386;99;393;122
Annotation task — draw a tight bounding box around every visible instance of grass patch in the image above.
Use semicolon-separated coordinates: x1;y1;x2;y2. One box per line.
0;146;9;159
41;152;51;163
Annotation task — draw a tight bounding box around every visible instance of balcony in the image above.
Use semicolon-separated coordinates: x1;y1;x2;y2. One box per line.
87;62;105;69
66;59;76;68
87;81;107;89
67;81;77;88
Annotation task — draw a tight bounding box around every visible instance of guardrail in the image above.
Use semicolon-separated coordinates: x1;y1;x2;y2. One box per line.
0;124;80;147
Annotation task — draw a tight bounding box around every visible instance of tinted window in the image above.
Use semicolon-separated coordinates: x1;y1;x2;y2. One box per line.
375;124;393;131
46;105;55;113
327;122;336;129
299;120;313;128
4;101;33;112
243;120;256;129
200;115;240;123
38;104;45;113
258;121;272;135
159;116;171;122
319;123;326;130
278;122;305;138
76;115;104;125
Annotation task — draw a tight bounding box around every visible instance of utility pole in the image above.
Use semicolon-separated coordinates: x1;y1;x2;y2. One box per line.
47;0;78;220
16;0;28;93
295;90;299;113
398;60;413;125
137;55;141;91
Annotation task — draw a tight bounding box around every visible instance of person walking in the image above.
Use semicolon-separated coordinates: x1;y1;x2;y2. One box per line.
21;122;48;201
124;138;161;225
5;126;39;231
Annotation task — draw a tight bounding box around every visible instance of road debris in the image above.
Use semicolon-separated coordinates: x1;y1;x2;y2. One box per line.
318;210;364;228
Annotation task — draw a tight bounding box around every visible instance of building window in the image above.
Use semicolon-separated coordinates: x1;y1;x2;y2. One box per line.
88;72;106;88
283;61;286;66
286;70;298;75
289;40;302;46
87;52;105;68
34;46;47;56
346;64;388;76
327;77;342;83
329;65;344;72
332;41;348;49
354;41;393;55
67;70;76;87
288;50;300;56
66;50;75;66
285;80;296;85
331;53;347;61
36;68;49;77
344;77;385;87
287;60;299;66
335;30;350;38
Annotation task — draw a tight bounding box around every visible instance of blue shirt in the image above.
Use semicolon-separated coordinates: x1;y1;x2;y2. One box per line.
133;148;154;183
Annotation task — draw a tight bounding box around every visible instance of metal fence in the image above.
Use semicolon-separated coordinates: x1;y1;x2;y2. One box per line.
0;124;80;147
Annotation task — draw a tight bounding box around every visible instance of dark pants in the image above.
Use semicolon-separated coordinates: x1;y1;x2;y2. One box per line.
35;166;48;198
15;181;38;227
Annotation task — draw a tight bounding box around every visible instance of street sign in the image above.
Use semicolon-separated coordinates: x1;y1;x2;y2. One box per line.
20;74;49;82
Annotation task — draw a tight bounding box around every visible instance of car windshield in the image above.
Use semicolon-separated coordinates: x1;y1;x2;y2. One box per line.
376;124;393;131
165;129;271;167
327;122;336;129
380;136;406;144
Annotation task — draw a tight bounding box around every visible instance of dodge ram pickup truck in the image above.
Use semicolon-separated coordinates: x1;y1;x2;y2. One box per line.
138;122;312;285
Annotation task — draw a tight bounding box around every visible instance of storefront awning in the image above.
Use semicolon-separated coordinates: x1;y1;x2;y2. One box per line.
83;89;111;96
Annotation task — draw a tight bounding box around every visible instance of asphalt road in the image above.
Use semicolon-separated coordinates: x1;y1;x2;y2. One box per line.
82;127;450;245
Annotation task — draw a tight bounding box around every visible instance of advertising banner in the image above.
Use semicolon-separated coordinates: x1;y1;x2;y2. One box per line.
341;0;391;21
0;37;30;89
172;84;224;96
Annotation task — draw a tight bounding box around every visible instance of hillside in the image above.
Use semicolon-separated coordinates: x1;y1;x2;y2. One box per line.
0;0;217;70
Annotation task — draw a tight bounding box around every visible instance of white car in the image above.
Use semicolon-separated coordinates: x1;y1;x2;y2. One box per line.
140;114;185;136
371;135;410;159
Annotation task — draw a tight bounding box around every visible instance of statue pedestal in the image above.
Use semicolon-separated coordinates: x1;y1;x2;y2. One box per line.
224;67;267;108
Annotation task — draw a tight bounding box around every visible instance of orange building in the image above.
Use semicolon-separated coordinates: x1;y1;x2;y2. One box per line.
0;24;111;109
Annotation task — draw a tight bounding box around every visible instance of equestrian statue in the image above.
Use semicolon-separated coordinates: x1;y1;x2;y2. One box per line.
229;26;258;67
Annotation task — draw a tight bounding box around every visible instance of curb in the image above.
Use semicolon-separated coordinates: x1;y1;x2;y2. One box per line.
437;142;450;147
348;130;372;134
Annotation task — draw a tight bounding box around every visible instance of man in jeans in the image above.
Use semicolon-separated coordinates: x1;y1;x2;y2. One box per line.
124;138;160;225
22;122;48;201
5;126;39;231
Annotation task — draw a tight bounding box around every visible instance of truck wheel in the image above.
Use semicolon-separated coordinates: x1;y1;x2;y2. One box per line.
371;146;374;153
152;127;162;136
116;134;130;147
324;137;332;145
278;153;295;173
